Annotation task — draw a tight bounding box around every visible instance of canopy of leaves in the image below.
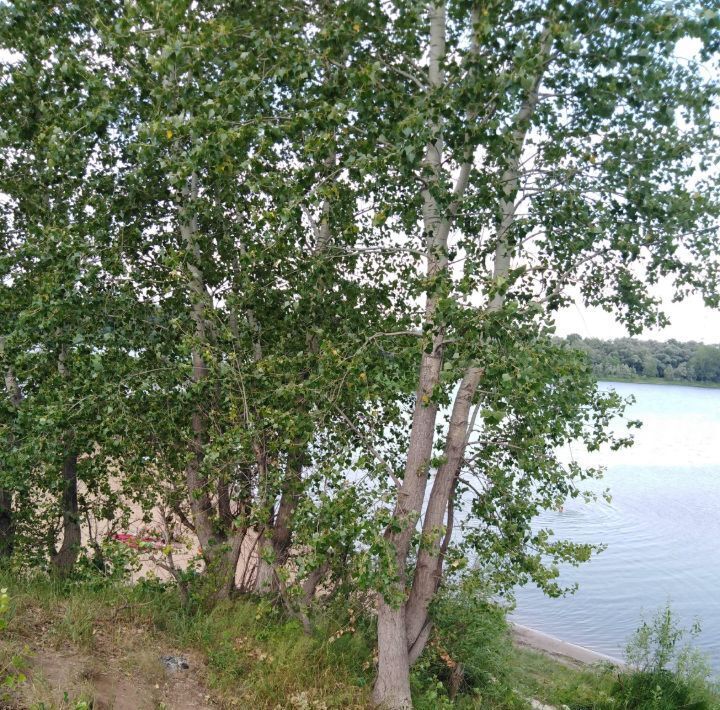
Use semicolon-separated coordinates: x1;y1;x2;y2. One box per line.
0;0;718;598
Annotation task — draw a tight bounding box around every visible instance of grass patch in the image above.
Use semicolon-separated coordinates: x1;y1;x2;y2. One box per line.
1;573;718;708
0;574;374;708
510;648;617;708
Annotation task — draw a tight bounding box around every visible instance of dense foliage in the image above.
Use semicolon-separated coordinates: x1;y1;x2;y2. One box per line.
562;335;720;384
1;1;719;707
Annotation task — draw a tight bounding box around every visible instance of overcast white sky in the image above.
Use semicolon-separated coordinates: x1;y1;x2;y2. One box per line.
556;293;720;343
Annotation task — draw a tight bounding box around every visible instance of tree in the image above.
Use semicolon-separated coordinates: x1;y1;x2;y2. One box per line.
690;345;720;381
642;353;660;378
92;0;415;599
562;336;720;383
0;0;415;600
320;2;719;706
0;0;153;574
2;2;719;707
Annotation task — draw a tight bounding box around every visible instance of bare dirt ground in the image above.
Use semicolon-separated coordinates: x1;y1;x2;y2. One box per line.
0;599;217;710
22;647;213;710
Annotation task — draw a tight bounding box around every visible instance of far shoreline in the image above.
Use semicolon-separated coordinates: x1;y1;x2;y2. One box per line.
599;376;720;390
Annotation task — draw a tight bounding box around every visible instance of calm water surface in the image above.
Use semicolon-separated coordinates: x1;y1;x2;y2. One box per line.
511;381;720;669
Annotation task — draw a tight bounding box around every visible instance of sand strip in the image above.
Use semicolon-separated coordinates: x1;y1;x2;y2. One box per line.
511;623;625;667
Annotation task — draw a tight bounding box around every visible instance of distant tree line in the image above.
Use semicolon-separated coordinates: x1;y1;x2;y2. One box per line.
563;335;720;384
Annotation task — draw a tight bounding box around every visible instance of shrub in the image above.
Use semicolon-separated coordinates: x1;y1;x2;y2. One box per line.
610;668;710;710
70;540;140;589
411;579;526;708
606;605;718;710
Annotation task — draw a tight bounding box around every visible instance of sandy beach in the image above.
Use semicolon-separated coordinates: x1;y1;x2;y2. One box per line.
511;623;625;667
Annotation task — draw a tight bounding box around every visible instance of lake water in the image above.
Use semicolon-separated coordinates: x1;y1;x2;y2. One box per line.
511;381;720;670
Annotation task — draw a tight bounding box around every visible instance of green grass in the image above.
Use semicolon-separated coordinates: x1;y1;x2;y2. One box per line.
1;574;718;709
0;574;374;708
509;648;617;708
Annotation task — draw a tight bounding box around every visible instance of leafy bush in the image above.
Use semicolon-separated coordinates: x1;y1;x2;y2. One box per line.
625;606;708;679
610;668;710;710
411;580;527;708
70;540;140;589
605;606;718;710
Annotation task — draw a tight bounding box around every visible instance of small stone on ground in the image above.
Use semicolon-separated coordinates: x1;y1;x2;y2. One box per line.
161;655;190;671
530;700;558;710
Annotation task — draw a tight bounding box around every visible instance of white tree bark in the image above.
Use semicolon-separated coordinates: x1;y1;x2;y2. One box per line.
402;23;555;672
373;3;450;707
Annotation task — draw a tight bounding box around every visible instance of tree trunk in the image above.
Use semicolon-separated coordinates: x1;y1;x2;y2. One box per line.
301;559;329;606
51;452;81;575
218;480;232;528
396;19;555;677
373;3;449;706
373;598;413;709
179;174;243;598
1;358;22;560
255;450;304;594
373;333;445;705
404;367;482;660
206;535;245;600
271;458;300;566
254;534;275;593
0;491;13;559
256;145;335;594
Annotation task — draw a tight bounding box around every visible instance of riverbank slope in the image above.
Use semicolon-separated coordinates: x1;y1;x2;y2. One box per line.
0;576;716;709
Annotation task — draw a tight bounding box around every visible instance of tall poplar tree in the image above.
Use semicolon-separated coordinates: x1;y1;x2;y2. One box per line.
338;1;720;706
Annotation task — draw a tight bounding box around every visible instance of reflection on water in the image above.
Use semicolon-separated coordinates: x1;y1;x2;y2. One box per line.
511;382;720;670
